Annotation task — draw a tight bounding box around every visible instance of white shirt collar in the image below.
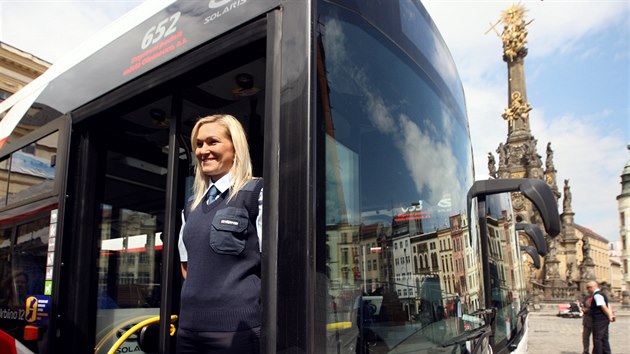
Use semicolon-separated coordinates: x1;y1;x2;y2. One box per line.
207;172;232;195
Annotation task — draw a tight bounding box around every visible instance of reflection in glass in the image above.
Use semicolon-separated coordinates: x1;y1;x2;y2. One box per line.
0;157;8;206
484;193;526;346
94;129;168;353
0;212;51;354
319;3;483;353
0;132;58;208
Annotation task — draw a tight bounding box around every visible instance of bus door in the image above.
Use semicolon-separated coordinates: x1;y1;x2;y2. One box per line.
60;19;268;354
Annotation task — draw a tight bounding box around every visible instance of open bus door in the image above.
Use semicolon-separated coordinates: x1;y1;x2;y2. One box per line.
62;20;271;354
1;4;280;352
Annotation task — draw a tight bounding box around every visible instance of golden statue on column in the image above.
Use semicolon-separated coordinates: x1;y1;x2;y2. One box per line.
500;4;531;62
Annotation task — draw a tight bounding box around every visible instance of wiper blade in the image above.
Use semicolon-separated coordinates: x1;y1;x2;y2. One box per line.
440;326;490;348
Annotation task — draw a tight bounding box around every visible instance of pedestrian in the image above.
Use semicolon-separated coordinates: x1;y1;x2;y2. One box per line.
177;114;263;354
586;280;615;354
582;292;593;354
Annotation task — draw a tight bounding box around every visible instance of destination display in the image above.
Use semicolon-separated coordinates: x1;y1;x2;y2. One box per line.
34;0;280;115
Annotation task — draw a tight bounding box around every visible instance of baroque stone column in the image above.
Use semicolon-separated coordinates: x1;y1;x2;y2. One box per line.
580;235;596;282
560;179;579;283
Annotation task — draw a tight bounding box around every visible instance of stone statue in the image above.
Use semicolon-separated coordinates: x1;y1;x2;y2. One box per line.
545;142;554;170
582;235;591;261
488;152;497;178
546;237;558;261
563;179;572;212
527;139;540;165
497;142;508;166
566;262;573;283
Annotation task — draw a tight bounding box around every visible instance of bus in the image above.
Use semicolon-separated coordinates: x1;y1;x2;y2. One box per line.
0;1;559;353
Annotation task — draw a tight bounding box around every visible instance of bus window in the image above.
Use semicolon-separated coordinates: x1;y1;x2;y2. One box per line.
92;96;171;354
0;211;52;354
319;2;480;353
0;156;7;205
0;132;58;208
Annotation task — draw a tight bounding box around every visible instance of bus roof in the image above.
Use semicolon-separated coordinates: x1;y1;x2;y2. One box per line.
0;0;280;148
0;0;174;147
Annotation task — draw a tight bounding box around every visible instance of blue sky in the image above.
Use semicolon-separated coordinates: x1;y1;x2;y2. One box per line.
1;0;628;241
423;0;629;242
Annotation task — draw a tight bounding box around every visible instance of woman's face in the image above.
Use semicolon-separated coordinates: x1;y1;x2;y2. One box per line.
195;122;235;182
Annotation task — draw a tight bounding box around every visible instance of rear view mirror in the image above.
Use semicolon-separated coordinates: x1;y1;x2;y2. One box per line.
467;178;560;237
521;245;541;269
516;223;547;256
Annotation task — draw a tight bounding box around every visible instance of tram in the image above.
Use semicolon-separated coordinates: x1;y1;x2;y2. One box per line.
0;1;559;353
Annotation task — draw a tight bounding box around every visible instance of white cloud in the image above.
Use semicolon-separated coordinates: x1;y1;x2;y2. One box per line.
424;1;629;241
0;1;142;62
530;110;626;239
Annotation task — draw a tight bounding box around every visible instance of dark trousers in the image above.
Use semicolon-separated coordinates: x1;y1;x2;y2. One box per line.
176;327;260;354
591;319;611;354
582;316;592;354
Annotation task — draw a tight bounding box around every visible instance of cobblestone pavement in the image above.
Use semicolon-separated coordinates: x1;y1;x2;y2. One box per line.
527;309;630;354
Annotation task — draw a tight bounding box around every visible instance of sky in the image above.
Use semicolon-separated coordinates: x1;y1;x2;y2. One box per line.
0;0;628;241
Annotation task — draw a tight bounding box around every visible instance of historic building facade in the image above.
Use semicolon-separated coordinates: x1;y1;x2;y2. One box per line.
486;5;612;300
0;41;51;143
617;146;630;297
0;41;49;101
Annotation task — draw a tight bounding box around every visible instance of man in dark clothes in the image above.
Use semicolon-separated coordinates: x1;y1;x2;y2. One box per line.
586;281;615;354
582;293;593;354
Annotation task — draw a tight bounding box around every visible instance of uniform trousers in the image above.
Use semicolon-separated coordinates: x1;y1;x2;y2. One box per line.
591;318;611;354
176;326;260;354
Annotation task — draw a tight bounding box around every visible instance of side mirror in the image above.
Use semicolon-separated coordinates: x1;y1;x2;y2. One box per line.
467;178;560;237
515;223;547;256
521;245;541;269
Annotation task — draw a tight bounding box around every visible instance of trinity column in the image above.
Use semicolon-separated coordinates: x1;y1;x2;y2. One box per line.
486;5;568;288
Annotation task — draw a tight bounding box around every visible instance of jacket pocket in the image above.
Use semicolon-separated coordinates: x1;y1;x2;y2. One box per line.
209;207;249;255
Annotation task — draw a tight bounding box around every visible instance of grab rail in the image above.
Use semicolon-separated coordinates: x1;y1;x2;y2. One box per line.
106;315;178;354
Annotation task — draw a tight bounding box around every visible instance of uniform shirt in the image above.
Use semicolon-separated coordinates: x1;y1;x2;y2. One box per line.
593;288;606;307
178;173;263;261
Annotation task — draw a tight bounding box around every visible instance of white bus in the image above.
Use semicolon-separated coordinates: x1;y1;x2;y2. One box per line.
0;1;558;353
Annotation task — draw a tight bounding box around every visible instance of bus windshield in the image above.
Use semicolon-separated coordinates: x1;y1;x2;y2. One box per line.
319;2;483;353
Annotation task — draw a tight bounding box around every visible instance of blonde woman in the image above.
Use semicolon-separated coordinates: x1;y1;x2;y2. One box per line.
177;114;263;353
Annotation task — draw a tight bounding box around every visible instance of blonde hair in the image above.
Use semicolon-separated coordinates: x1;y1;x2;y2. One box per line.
190;114;252;210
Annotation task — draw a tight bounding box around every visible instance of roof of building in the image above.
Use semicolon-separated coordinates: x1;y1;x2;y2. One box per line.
574;224;609;244
0;41;51;68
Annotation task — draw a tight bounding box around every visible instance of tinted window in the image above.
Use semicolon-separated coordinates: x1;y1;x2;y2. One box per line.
319;3;482;353
484;193;526;346
0;132;58;208
0;211;52;354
